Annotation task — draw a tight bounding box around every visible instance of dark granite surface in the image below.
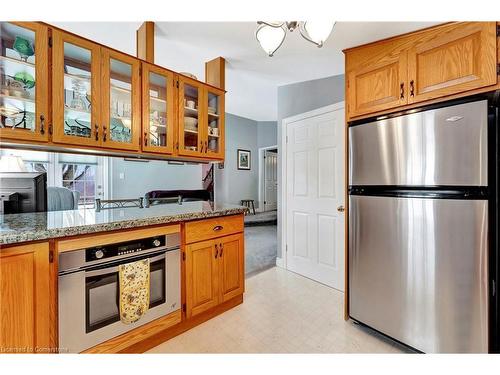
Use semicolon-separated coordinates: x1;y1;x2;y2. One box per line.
0;202;247;245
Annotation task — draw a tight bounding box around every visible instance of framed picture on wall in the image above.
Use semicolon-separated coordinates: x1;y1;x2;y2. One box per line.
237;149;251;170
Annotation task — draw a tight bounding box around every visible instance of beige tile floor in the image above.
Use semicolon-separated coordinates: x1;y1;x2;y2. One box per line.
148;267;408;353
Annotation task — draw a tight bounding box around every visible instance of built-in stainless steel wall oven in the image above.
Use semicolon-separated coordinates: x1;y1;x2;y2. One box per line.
58;231;181;353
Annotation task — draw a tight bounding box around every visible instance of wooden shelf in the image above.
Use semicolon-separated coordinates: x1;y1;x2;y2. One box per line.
208;134;220;138
111;85;132;94
64;105;91;119
150;96;166;104
64;72;90;81
184;128;198;134
208;112;219;118
0;55;35;69
184;107;198;117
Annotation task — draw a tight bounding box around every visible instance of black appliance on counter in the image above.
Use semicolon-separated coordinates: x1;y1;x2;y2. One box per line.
0;172;47;214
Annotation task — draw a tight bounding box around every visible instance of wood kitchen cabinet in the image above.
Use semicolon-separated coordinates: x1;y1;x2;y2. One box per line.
141;63;176;154
0;22;49;143
184;215;244;319
52;29;102;147
407;22;498;104
345;22;499;120
101;48;141;151
346;39;408;118
0;242;50;353
178;75;225;159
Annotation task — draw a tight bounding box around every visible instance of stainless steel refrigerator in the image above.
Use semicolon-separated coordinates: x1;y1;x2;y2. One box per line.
348;99;499;353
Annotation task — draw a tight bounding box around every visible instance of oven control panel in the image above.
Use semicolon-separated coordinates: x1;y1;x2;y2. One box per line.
85;235;168;262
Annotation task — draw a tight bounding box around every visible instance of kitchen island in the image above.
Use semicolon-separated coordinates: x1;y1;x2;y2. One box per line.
0;202;247;353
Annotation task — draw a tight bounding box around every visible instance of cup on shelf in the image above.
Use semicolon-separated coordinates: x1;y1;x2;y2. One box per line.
186;100;196;109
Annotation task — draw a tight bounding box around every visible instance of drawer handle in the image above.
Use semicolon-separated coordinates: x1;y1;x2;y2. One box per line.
399;82;404;99
410;80;415;97
219;243;223;257
103;125;107;142
215;244;218;258
95;124;99;141
213;225;223;231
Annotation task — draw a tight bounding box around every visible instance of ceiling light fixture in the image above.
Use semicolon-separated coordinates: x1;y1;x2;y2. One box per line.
255;21;335;57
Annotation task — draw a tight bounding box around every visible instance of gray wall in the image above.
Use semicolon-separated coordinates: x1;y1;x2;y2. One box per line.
257;121;278;149
215;114;277;208
276;74;345;258
109;158;202;199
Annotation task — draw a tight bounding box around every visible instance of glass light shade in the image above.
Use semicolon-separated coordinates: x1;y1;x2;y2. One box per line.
256;24;286;56
0;155;28;172
303;21;335;46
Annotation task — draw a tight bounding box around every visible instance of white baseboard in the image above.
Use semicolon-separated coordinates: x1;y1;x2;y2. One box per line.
276;257;284;268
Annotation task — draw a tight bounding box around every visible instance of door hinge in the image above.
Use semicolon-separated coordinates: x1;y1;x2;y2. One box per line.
286;135;289;143
182;303;186;312
264;201;267;204
49;250;54;263
182;252;186;261
48;36;52;47
286;244;288;252
48;124;53;135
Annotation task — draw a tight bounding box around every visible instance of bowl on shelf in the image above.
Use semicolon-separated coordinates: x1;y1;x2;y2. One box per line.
208;106;217;115
184;117;198;131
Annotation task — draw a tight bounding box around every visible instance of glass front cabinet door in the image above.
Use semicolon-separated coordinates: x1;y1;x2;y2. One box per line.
101;49;141;151
142;63;175;154
0;22;49;142
52;30;101;147
205;87;224;159
178;76;205;157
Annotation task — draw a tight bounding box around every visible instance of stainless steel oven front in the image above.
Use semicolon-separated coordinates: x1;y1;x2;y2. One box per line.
58;232;181;353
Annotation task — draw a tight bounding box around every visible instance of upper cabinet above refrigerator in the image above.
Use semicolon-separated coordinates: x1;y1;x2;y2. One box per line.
349;100;488;187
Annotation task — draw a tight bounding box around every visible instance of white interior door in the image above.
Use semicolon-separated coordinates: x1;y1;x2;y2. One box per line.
285;107;345;290
264;150;278;211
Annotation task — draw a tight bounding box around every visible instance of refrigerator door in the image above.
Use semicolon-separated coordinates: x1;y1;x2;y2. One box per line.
349;100;488;186
349;195;489;353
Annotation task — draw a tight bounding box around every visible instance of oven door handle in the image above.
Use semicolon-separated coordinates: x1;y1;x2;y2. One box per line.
83;253;166;277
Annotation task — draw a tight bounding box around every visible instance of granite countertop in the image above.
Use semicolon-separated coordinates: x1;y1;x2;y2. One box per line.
0;202;248;245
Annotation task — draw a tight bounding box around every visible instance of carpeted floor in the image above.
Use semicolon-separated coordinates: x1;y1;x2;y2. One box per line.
244;211;277;275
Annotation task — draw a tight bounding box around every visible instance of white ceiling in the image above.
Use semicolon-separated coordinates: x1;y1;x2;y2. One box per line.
53;22;442;121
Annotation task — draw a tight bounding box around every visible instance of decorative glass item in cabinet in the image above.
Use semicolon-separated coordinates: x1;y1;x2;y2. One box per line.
183;83;199;152
148;72;168;147
207;92;220;153
63;42;92;138
109;58;133;144
0;23;37;132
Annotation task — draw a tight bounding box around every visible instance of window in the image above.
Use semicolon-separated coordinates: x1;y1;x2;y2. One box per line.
61;163;97;208
0;149;108;208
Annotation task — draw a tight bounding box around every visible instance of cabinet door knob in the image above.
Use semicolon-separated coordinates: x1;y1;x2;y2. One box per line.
103;125;107;142
205;141;208;153
95;124;99;141
215;244;218;258
144;132;148;146
399;82;404;99
337;205;345;213
410;80;415;97
40;115;45;134
219;243;223;257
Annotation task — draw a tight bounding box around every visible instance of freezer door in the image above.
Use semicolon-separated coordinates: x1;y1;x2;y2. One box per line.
349;195;489;353
349;100;488;186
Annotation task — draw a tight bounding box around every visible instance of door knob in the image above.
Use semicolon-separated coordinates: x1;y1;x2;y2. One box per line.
337;205;345;213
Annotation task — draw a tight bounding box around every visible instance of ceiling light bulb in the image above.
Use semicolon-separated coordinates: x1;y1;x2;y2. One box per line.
303;21;335;47
255;24;286;57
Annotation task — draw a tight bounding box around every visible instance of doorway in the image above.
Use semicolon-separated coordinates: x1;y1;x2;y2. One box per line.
258;145;278;212
281;102;345;291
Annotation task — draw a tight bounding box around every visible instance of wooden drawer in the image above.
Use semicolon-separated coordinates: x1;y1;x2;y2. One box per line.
184;215;244;244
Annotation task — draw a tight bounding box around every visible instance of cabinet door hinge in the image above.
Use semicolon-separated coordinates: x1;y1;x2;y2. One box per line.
182;303;186;312
48;124;53;135
48;36;52;48
49;250;54;263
